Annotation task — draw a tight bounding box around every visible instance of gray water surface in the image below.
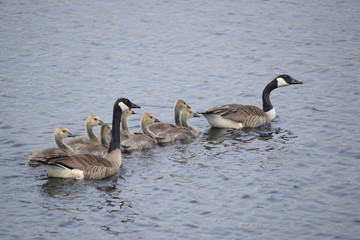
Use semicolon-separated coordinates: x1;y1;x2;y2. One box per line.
1;0;360;239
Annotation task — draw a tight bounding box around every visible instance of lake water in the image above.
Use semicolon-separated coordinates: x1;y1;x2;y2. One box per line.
1;0;360;239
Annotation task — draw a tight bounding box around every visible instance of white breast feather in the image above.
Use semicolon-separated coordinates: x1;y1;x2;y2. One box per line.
203;114;243;129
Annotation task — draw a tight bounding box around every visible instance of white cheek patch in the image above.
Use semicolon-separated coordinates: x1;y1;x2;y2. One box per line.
118;102;129;111
277;77;289;87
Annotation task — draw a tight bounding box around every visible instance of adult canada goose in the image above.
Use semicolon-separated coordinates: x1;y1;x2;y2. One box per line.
27;127;75;166
36;98;140;179
147;99;190;134
156;108;200;143
121;113;159;152
65;114;104;149
199;74;303;129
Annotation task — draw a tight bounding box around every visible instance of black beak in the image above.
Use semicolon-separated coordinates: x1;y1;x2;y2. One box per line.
98;120;104;125
130;102;141;109
154;118;160;123
290;77;303;84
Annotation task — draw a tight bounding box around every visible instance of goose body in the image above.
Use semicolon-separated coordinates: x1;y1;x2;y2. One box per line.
27;127;75;166
121;113;159;152
157;108;200;143
199;75;303;129
147;99;190;134
36;98;140;179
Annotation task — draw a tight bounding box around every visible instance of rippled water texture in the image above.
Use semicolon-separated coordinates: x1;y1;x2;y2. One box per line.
1;0;360;239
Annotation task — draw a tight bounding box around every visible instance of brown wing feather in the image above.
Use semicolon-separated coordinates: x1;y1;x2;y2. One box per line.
28;148;69;166
201;104;268;127
45;154;113;170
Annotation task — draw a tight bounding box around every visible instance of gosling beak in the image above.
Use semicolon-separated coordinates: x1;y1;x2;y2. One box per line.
193;112;200;117
186;104;191;109
154;118;160;123
131;111;136;115
67;132;75;138
98;120;104;125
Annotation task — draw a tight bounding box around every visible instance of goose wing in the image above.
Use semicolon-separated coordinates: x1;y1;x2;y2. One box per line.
40;154;113;169
27;148;69;166
201;104;268;127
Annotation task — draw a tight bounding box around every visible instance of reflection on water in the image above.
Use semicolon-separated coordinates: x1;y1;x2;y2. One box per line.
203;125;296;151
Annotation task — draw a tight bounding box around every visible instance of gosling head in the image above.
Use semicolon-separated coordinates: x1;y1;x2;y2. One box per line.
123;109;136;117
175;99;191;110
181;108;200;119
86;115;104;127
276;74;303;88
115;98;141;112
142;113;160;125
54;127;75;139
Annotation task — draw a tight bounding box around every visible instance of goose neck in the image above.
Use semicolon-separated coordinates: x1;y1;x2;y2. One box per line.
99;129;109;148
55;136;74;153
262;79;277;112
180;114;189;128
174;105;182;127
121;114;131;135
86;123;99;144
141;120;156;139
108;107;122;153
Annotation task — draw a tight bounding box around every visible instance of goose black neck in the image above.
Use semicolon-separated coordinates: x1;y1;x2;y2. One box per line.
262;79;278;112
108;106;122;153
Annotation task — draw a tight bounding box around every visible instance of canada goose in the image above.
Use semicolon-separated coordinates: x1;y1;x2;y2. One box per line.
147;99;190;134
199;74;303;129
27;127;75;166
120;109;136;142
156;108;200;143
36;98;140;179
121;113;160;152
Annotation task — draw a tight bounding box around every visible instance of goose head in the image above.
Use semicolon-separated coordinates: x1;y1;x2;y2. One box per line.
276;74;303;88
54;127;75;139
86;115;104;127
115;98;141;112
175;99;191;110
